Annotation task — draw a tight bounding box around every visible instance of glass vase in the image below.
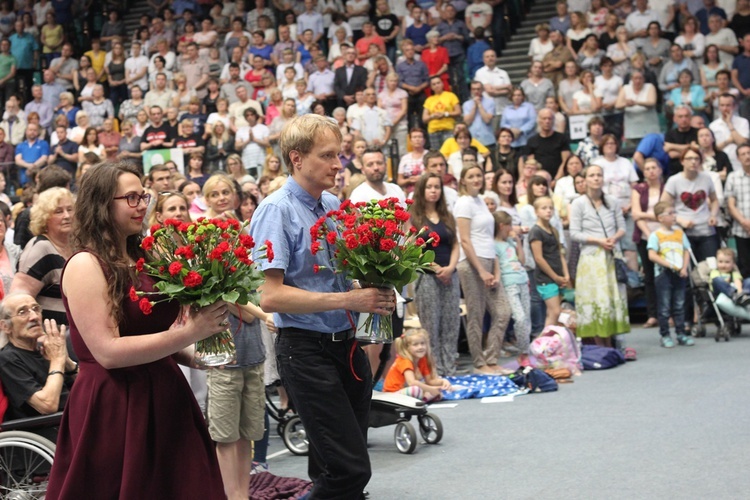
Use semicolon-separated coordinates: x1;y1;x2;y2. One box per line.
195;328;236;367
355;284;394;344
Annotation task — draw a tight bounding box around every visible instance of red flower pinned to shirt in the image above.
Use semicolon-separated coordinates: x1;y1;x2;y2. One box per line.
183;271;203;288
139;298;153;315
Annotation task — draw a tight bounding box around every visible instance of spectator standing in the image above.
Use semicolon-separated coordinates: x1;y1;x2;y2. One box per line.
626;0;660;49
467;28;492;80
334;46;368;108
46;124;77;176
664;105;700;175
422;76;461;149
549;1;571;34
351;88;392;150
642;22;672;77
228;86;264;132
125;41;149;94
616;69;660;143
396;128;427;192
730;0;750;40
15;123;48;186
235;107;270;177
524;108;571;180
675;15;706;65
463;80;496;152
374;0;399;63
709;93;750;171
404;5;430;52
378;72;408;157
499;87;536;149
307;55;337;115
8;19;36;104
659;44;700;101
396;40;430;128
140;106;176;153
355;22;386;64
24;85;53;133
731;33;750;121
421;31;451;94
49;42;77;92
474;49;511;126
178;43;210;99
569;164;630;346
726;144;750;278
529;23;554;62
520;61;555;111
542;29;574;85
705;14;739;68
437;4;470;102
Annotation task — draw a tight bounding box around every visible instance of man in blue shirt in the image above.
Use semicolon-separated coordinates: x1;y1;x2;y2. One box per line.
395;39;429;130
462;80;496;153
250;114;394;500
15;123;49;186
633;133;671;175
8;19;38;103
732;33;750;122
437;4;470;102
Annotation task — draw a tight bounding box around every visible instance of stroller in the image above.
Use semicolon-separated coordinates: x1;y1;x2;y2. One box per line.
265;383;308;456
688;251;742;342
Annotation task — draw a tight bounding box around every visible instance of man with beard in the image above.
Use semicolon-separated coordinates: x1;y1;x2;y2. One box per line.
348;147;406;204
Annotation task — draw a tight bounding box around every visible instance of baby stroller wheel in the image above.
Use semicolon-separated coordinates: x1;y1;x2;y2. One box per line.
716;325;730;342
691;323;706;338
417;413;443;444
282;416;309;456
394;421;418;454
732;320;742;337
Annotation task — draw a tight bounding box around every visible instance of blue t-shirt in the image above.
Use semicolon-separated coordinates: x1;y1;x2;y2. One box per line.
732;54;750;90
405;24;430;47
16;139;50;165
635;133;671;175
495;239;528;287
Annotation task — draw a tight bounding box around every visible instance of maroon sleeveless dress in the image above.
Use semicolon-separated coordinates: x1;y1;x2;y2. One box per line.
46;253;225;499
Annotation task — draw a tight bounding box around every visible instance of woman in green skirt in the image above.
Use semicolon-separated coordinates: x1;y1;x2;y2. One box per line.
569;164;630;346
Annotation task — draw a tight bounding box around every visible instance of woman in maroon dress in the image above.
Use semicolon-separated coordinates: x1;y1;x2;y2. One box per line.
422;30;451;96
46;162;229;499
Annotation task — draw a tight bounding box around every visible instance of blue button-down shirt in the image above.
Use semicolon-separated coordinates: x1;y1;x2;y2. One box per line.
395;58;429;89
436;20;469;58
8;33;38;71
500;101;538;148
462;96;495;146
307;68;335;96
250;175;353;332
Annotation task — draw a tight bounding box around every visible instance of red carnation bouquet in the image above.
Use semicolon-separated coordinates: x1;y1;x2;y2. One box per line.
130;217;273;366
310;198;438;343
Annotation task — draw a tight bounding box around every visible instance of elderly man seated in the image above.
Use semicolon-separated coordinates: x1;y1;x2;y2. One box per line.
0;293;77;438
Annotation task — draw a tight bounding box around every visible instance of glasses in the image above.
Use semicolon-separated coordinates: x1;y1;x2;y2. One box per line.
114;192;152;207
13;304;42;319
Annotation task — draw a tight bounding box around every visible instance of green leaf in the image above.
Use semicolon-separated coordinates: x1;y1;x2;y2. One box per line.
222;290;240;303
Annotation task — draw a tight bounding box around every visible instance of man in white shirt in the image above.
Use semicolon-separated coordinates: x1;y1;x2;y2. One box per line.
625;0;660;48
125;41;150;93
474;49;511;125
144;73;176;113
148;40;176;75
228;86;264;132
351;88;392;149
349;147;406;204
297;0;324;44
705;14;739;67
235;107;270;178
710;93;750;171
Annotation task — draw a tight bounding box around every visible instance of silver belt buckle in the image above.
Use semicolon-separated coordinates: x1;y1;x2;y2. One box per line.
331;330;349;342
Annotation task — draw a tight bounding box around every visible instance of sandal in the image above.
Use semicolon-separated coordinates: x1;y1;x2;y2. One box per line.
642;318;658;328
623;347;637;361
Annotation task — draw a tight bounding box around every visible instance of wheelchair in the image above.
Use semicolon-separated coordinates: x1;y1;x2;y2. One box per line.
0;383;61;499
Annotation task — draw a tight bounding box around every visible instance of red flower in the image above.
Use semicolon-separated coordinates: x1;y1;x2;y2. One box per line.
150;223;161;234
168;261;183;276
405;199;414;205
234;247;249;260
178;223;191;233
165;219;182;227
139;298;153;315
135;258;145;272
416;238;425;246
326;231;337;245
379;239;396;251
340;199;352;211
229;266;237;273
429;231;441;246
394;209;410;222
313;264;321;274
378;199;389;209
343;214;357;228
221;232;231;239
227;219;240;230
141;236;154;251
345;235;359;249
239;234;255;248
311;241;322;255
265;240;274;262
129;286;138;302
183;271;203;288
175;245;196;259
159;266;165;273
409;226;417;234
195;235;205;243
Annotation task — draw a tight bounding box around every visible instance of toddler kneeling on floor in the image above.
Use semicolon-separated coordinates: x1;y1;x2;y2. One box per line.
709;248;750;307
383;329;453;402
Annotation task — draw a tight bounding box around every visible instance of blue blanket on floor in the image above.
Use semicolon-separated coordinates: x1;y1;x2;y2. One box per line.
441;374;523;400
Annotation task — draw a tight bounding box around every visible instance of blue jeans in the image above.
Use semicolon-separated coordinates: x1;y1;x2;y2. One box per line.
656;270;686;338
711;277;750;298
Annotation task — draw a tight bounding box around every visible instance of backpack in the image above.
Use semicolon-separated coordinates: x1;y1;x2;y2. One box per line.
580;345;626;370
529;325;582;375
510;367;558;393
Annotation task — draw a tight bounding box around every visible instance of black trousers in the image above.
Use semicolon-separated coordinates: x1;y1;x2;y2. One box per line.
406;91;426;131
735;236;750;279
636;239;657;320
276;331;372;499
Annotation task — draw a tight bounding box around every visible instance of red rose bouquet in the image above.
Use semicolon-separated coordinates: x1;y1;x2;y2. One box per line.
130;217;273;366
310;198;438;343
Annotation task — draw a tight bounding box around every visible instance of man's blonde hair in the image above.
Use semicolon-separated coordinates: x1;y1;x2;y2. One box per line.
280;114;342;172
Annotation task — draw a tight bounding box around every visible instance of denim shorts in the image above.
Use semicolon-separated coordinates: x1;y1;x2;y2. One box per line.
536;282;560;301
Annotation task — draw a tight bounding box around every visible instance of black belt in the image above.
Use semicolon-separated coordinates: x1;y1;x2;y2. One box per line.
279;327;356;342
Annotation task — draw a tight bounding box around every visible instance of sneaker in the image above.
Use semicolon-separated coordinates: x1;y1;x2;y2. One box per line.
738;294;750;308
250;461;269;475
677;335;695;346
660;336;675;348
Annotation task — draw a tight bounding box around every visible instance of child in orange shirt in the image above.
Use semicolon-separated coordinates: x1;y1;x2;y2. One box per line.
383;329;453;401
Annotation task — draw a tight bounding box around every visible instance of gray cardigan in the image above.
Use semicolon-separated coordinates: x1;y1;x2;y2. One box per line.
569;194;626;248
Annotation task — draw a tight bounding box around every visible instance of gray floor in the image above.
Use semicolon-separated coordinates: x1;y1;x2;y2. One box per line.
264;326;750;499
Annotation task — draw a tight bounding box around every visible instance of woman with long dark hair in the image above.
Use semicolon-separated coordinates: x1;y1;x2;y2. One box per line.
46;162;228;498
409;173;460;376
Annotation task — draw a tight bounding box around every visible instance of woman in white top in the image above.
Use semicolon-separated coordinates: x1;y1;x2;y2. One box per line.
554;155;585;207
615;68;659;141
528;23;553;62
587;0;608;34
571;70;601;116
454;164;511;375
675;15;705;65
566;11;592;57
558;60;583;115
591;134;639;270
206;97;231;135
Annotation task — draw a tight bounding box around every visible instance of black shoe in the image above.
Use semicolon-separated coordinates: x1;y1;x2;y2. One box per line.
736;293;750;308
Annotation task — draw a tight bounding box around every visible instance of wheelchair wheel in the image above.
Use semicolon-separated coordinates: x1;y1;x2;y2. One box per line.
281;416;309;456
394;421;417;454
0;430;56;499
417;413;443;445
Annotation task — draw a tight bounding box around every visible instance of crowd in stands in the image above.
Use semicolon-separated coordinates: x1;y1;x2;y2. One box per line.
1;0;750;495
